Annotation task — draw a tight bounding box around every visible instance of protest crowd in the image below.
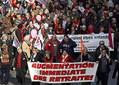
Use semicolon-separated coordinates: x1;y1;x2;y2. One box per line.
0;0;119;85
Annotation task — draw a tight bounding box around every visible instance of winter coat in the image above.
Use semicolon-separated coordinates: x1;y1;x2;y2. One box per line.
97;54;111;73
14;52;27;74
59;38;77;57
45;38;60;62
30;52;44;62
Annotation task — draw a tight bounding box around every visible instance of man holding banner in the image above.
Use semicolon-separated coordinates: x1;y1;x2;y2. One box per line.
30;47;41;85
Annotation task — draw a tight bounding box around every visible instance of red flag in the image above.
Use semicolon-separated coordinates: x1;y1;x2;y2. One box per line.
80;36;85;56
54;15;59;32
108;26;113;49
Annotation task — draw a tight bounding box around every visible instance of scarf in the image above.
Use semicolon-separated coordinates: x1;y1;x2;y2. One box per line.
16;53;21;68
61;54;68;63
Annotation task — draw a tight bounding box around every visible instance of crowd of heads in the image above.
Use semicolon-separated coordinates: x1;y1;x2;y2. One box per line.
0;0;119;37
0;2;119;85
0;0;119;60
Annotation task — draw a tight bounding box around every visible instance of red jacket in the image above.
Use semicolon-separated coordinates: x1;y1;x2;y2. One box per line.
45;39;60;58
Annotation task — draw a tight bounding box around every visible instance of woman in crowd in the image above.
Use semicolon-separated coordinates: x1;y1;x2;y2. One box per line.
30;47;42;85
30;46;43;62
0;44;10;85
78;47;95;85
78;47;95;62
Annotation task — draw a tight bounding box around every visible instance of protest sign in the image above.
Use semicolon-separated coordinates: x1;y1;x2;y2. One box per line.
28;62;98;83
48;34;114;52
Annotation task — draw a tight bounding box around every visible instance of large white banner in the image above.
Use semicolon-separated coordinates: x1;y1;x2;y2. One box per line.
28;62;98;83
49;34;114;52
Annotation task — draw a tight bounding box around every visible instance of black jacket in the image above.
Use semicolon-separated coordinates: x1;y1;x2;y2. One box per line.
30;52;43;62
97;55;111;73
78;53;95;62
59;38;77;56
